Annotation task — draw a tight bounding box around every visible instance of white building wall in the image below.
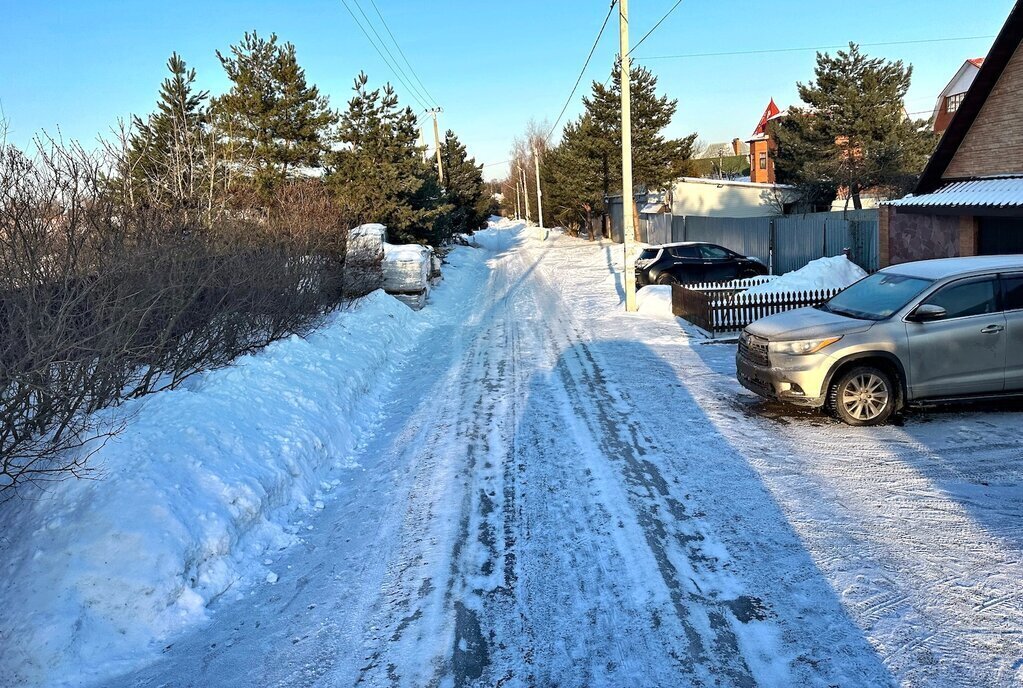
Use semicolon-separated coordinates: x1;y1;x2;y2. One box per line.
670;178;790;218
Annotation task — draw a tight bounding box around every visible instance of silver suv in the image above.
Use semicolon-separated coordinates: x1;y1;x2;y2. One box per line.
736;256;1023;425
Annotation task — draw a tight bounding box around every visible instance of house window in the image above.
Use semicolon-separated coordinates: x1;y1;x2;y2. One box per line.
758;152;768;170
946;92;966;113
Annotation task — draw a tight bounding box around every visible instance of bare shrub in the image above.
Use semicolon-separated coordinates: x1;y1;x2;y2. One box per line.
0;140;360;496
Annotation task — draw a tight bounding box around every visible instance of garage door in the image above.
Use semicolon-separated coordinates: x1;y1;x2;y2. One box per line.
978;216;1023;254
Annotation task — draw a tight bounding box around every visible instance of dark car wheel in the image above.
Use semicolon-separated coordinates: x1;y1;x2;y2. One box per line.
655;272;678;286
827;366;896;426
739;268;760;279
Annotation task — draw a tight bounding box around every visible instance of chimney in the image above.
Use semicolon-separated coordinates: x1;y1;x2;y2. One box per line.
732;138;742;156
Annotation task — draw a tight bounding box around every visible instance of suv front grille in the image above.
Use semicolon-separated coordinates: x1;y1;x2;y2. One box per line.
738;331;769;366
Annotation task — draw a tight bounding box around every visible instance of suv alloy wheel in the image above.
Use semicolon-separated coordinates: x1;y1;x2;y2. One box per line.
828;365;896;426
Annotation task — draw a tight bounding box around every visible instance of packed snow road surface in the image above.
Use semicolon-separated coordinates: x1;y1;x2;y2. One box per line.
102;222;1021;687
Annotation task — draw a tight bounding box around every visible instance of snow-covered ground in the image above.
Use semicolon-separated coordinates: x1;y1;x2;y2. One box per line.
0;245;491;687
4;220;1022;687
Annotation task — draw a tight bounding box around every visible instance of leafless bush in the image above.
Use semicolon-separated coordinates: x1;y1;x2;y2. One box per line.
0;141;361;495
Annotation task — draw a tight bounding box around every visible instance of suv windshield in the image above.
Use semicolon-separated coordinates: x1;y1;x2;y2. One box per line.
638;248;661;261
821;272;933;321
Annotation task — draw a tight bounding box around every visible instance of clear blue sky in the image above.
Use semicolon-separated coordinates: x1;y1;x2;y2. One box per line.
0;0;1015;180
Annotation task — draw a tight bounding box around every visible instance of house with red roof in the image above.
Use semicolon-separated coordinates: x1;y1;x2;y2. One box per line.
932;57;985;135
746;99;783;184
882;2;1023;264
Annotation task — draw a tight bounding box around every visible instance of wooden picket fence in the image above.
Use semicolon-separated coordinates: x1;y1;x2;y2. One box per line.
672;284;841;336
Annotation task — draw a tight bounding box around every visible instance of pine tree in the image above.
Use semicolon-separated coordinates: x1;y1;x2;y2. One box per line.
541;115;605;235
326;73;450;245
213;31;336;196
439;130;489;234
531;63;696;235
774;43;938;209
124;52;209;208
584;62;698;196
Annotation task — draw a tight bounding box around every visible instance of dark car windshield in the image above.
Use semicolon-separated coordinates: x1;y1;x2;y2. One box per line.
638;248;661;260
820;272;934;321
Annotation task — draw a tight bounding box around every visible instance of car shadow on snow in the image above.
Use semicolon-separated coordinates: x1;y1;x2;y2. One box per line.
688;338;1023;554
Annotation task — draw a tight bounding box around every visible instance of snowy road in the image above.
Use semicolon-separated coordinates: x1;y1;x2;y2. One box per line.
105;225;1023;687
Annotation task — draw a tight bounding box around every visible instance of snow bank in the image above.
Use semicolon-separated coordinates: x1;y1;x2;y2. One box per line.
473;218;525;252
382;242;431;294
0;289;426;687
636;285;675;320
745;255;867;296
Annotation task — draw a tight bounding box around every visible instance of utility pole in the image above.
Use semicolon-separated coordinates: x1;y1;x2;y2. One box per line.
515;177;521;220
428;107;444;184
532;146;544;230
520;163;531;225
619;0;637;312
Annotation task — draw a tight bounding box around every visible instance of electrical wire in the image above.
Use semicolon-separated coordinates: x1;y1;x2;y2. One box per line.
639;34;996;60
348;0;434;107
628;0;684;57
544;0;618;144
338;0;433;111
368;0;438;107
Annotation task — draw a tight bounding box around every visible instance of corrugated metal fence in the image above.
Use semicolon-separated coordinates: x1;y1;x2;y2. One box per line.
615;208;879;273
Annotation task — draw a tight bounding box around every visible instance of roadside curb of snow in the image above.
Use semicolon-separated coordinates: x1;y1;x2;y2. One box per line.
0;287;439;687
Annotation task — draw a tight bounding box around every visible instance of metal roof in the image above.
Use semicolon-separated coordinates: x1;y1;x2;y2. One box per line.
882;255;1023;279
888;176;1023;208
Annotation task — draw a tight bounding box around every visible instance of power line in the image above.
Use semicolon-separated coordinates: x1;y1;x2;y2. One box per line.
368;0;438;107
544;0;618;144
628;0;684;56
338;0;432;110
639;34;996;61
348;0;434;107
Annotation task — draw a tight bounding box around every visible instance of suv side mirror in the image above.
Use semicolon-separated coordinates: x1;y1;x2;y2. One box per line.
909;304;947;322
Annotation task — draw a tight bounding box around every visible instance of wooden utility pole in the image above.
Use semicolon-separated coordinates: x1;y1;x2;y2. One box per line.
532;146;544;229
429;108;444;184
619;0;637;312
520;163;531;225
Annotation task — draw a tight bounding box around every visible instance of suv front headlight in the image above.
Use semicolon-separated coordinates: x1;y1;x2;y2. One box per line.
769;336;842;356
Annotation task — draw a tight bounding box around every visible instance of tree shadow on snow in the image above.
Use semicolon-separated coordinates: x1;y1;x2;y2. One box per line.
474;337;895;687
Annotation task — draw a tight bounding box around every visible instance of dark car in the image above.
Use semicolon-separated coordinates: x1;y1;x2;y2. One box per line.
635;242;768;286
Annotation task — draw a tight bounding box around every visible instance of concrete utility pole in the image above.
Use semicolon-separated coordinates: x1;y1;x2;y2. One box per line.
429;108;444;184
515;177;521;219
520;163;531;225
619;0;638;312
532;146;544;230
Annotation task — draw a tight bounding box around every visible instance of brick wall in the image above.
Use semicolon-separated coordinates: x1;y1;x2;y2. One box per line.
749;139;775;184
887;208;962;264
879;206;891;266
933;97;955;135
944;41;1023;179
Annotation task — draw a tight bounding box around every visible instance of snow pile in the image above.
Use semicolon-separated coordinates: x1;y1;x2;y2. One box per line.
0;289;426;687
348;223;387;258
473;218;524;252
382;242;431;294
636;285;675;320
744;255;867;296
350;222;387;241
